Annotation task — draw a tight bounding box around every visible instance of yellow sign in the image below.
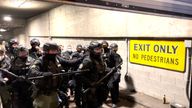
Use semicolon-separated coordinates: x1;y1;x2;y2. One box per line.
130;40;186;72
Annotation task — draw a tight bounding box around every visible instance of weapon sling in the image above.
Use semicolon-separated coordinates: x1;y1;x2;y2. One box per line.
83;62;122;94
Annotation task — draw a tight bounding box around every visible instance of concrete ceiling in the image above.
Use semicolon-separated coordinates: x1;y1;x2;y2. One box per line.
52;0;192;17
0;0;62;37
1;0;192;38
0;0;62;18
103;0;192;16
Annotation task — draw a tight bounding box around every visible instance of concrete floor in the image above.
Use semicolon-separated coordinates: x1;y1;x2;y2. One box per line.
67;89;170;108
67;96;147;108
0;91;170;108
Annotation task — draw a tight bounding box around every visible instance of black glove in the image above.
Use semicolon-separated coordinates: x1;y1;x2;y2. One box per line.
42;72;53;78
18;75;26;81
105;67;112;72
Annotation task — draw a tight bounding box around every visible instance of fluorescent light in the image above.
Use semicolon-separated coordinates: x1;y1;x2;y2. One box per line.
12;0;26;7
19;1;33;8
9;0;39;9
11;0;33;8
0;34;2;37
0;29;6;32
3;16;12;22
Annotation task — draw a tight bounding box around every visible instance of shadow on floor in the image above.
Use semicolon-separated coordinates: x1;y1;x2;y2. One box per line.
124;74;136;93
104;95;137;108
103;74;138;107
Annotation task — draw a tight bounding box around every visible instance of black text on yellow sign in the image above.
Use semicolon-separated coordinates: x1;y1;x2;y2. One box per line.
130;40;186;72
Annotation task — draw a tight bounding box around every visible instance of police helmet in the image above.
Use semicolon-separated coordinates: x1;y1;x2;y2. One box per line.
30;38;40;46
101;40;108;48
89;41;102;51
43;42;58;53
82;45;89;51
110;43;118;51
76;44;82;52
16;45;28;57
76;44;82;49
9;39;18;47
88;41;103;56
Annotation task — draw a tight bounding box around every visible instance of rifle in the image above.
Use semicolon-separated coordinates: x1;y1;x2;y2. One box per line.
0;68;89;80
0;68;19;78
83;62;122;94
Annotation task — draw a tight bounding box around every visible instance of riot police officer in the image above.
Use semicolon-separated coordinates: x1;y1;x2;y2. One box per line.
76;44;83;53
71;44;84;70
77;41;108;108
62;45;73;60
9;45;34;108
6;39;19;60
70;45;83;107
82;45;89;56
0;47;11;108
68;51;81;98
107;43;123;108
101;40;111;63
29;42;83;108
29;38;42;59
101;40;110;54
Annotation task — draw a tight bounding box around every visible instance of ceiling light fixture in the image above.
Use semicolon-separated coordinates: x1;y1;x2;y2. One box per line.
3;16;12;22
12;0;24;7
13;0;33;8
0;29;7;32
11;0;32;8
0;34;2;37
18;0;28;7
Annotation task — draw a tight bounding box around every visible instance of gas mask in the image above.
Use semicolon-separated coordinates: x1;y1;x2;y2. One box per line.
10;44;18;53
46;54;57;61
45;49;58;61
90;47;103;60
93;47;102;56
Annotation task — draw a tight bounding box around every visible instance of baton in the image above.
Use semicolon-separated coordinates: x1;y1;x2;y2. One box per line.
83;62;122;94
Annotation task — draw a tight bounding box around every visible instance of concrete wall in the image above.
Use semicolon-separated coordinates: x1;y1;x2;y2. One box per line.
27;5;192;37
26;4;192;107
0;30;14;41
13;28;26;46
127;40;189;106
